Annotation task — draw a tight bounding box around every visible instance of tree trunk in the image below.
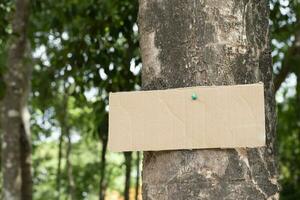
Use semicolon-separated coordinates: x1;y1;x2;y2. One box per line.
98;113;109;200
124;152;132;200
135;152;140;200
56;91;68;200
20;121;33;200
1;0;31;199
99;135;108;200
60;92;76;200
139;1;280;199
66;129;76;200
56;128;63;199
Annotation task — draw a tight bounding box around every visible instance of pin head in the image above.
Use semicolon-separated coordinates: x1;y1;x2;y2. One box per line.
191;93;197;100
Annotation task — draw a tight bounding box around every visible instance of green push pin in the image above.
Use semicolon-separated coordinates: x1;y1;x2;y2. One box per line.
191;93;198;100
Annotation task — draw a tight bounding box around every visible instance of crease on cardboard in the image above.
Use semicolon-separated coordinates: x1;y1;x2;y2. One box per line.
237;93;256;121
158;94;184;124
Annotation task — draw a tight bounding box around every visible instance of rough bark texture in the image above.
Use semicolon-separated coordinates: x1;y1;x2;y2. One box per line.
139;0;279;199
1;0;32;199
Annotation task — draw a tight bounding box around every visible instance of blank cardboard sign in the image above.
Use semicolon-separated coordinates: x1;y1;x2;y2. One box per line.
108;83;265;152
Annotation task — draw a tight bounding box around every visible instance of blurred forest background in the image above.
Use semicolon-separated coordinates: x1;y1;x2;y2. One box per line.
0;0;299;199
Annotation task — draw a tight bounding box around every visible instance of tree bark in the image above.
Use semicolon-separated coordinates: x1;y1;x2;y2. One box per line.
1;0;31;199
124;152;132;200
139;1;279;199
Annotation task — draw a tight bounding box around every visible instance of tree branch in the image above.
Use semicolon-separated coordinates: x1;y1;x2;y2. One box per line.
274;51;292;92
274;45;300;92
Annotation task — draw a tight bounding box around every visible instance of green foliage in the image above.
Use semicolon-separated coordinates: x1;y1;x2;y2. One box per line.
270;0;300;199
28;0;140;198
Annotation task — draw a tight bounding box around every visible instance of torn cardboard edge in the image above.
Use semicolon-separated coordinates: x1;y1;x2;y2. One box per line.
108;83;266;152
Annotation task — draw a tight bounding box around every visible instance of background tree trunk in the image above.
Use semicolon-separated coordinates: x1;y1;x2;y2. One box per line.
124;152;132;200
56;89;68;200
56;128;64;199
135;152;140;200
1;0;31;199
20;121;32;200
139;0;280;199
60;92;76;200
66;129;76;200
98;115;108;200
98;136;108;200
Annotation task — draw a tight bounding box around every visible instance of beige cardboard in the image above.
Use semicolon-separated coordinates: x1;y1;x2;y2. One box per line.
108;83;265;152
